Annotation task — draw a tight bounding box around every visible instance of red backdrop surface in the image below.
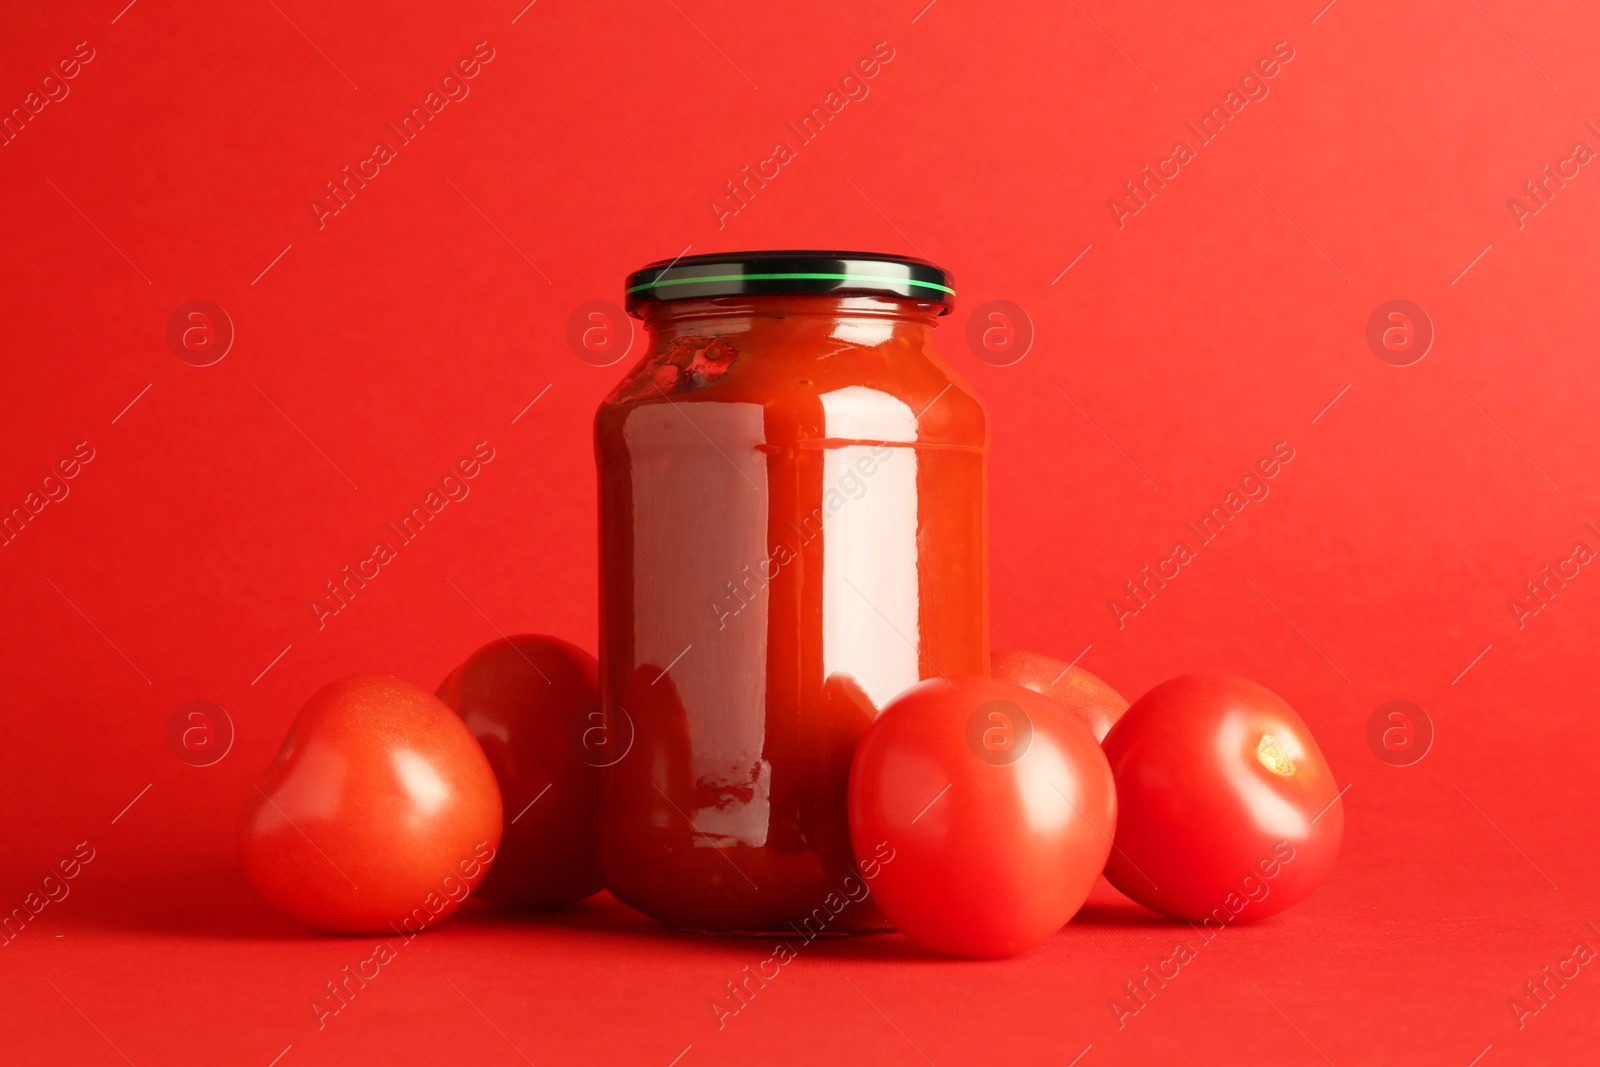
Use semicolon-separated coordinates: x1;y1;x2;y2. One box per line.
2;1;1597;1064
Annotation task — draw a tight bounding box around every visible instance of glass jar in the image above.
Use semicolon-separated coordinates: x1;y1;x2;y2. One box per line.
595;252;988;933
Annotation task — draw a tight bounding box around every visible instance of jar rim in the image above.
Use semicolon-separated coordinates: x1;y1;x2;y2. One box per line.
625;250;953;316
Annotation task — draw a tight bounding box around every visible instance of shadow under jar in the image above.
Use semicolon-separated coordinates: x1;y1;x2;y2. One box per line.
595;251;988;934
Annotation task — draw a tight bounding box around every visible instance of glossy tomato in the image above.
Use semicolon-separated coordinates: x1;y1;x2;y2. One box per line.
437;635;603;907
991;649;1129;742
1102;674;1343;922
848;675;1116;958
240;675;503;934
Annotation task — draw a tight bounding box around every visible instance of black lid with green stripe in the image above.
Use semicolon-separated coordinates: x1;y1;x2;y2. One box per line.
625;250;954;316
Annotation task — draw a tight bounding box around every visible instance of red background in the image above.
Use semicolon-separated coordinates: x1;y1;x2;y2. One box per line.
3;0;1597;1064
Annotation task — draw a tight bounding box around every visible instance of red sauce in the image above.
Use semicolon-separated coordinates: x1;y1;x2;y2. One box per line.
596;292;987;933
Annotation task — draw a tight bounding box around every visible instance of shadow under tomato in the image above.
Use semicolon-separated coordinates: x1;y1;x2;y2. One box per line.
1065;875;1172;928
55;851;1180;949
49;853;316;941
1069;902;1180;928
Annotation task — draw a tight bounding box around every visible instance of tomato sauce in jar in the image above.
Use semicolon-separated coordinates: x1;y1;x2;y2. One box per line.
595;252;987;933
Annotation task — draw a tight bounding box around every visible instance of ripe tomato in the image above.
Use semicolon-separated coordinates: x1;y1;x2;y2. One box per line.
848;675;1116;958
1101;674;1344;922
991;649;1129;742
436;635;603;907
239;675;503;934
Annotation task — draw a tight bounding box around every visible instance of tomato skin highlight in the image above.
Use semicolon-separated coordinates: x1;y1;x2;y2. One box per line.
239;675;503;934
1102;673;1344;923
848;675;1116;958
436;635;603;907
991;649;1129;742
